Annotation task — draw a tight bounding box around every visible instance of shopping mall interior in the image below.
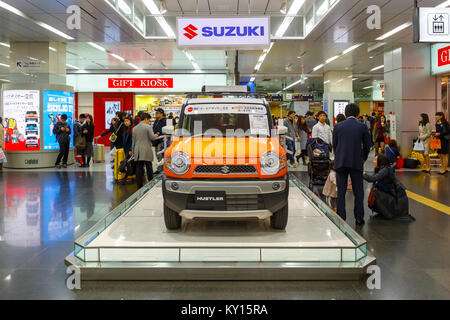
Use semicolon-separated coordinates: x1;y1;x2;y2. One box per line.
0;0;449;301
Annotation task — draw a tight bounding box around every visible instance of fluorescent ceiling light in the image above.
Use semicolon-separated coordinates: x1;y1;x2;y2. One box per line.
254;62;262;71
436;0;450;7
118;0;132;15
376;22;412;41
250;77;256;82
184;51;194;61
0;62;9;68
313;64;324;72
316;1;328;16
368;42;386;52
352;78;358;81
326;55;339;64
254;42;274;72
0;1;74;40
66;64;79;70
280;0;287;14
324;80;331;84
142;0;175;37
160;0;168;14
88;42;107;52
284;78;303;90
0;79;10;82
370;65;384;72
128;62;140;69
342;43;362;55
49;46;57;52
363;86;373;90
110;53;125;62
275;0;306;37
0;42;10;48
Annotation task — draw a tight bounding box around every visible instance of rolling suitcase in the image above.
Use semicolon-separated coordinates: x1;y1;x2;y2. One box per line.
403;158;420;169
114;148;126;181
93;138;105;163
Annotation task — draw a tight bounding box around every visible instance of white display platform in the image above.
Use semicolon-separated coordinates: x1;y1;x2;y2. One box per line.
66;175;375;280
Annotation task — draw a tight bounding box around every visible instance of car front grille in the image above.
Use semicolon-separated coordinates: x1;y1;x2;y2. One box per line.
186;194;264;211
193;165;258;175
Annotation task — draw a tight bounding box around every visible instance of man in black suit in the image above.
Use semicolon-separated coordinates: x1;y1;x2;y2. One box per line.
333;103;372;226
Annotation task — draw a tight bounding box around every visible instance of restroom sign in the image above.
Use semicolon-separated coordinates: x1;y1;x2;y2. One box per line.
417;7;450;42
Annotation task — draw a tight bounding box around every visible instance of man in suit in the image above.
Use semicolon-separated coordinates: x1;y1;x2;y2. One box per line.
132;113;158;188
333;103;372;226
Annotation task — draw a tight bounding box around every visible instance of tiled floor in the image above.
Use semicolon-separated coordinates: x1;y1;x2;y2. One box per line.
0;156;449;299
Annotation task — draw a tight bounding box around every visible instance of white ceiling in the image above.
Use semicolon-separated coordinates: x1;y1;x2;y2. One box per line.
0;0;448;91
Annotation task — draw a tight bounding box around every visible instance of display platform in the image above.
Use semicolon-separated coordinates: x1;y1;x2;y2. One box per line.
65;174;375;280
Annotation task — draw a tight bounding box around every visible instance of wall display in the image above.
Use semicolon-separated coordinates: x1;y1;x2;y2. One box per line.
2;90;40;151
177;17;270;50
333;100;349;124
42;91;74;151
416;7;450;43
105;101;121;129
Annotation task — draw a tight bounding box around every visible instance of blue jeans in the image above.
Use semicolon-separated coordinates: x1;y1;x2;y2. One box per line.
286;139;296;164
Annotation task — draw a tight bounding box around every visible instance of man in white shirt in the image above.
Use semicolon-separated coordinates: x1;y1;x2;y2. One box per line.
312;111;333;147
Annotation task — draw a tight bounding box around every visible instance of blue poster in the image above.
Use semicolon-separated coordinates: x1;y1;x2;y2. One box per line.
43;91;74;150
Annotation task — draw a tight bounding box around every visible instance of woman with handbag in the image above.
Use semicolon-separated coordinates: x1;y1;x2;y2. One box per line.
418;113;432;173
81;114;95;168
434;112;450;175
372;115;390;155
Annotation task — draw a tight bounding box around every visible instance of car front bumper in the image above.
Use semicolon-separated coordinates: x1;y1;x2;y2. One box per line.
162;174;289;219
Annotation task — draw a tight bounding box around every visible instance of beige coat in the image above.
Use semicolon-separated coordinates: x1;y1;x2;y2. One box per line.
132;122;157;162
0;124;4;149
323;170;337;198
419;123;432;155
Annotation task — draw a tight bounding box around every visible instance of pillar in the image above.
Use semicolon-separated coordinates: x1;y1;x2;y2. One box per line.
384;43;440;157
322;71;354;124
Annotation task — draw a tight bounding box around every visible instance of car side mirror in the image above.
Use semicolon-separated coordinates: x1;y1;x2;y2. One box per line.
277;125;288;135
162;125;175;135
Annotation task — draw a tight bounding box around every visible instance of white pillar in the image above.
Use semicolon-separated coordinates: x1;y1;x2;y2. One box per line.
323;71;354;125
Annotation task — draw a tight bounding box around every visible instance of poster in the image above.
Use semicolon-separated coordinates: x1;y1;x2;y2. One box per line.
105;101;121;129
2;90;40;151
333;100;349;124
43;91;74;151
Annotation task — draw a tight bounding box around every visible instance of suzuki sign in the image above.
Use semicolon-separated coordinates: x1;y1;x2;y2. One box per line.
177;17;270;50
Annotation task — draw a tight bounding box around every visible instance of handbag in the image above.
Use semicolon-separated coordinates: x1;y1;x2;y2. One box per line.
74;134;86;150
396;157;404;169
413;139;424;152
430;138;442;150
109;123;123;143
368;186;376;209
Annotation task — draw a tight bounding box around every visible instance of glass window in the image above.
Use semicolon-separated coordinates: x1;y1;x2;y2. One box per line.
315;0;328;20
118;0;132;21
134;7;145;33
305;7;314;35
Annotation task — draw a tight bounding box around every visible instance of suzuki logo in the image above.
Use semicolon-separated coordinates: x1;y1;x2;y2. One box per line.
221;165;231;174
184;24;198;39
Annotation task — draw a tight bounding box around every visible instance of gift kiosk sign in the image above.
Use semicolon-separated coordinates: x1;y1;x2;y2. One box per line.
42;91;75;151
2;90;41;151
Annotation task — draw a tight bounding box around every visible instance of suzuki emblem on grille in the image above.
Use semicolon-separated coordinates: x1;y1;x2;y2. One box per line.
221;165;230;174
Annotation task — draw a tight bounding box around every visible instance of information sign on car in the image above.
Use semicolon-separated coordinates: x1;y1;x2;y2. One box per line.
195;191;226;208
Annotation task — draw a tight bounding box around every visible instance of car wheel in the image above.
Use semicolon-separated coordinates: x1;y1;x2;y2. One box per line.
164;203;181;230
270;203;288;230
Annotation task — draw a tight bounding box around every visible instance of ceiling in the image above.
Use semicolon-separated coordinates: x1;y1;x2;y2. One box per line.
0;0;448;92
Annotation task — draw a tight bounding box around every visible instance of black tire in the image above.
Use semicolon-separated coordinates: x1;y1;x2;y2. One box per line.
164;203;181;230
270;203;288;230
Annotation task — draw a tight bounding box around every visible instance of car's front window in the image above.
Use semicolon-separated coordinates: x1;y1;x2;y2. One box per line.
179;104;271;137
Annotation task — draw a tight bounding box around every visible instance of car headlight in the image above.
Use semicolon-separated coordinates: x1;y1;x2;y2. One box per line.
260;152;285;175
166;152;190;175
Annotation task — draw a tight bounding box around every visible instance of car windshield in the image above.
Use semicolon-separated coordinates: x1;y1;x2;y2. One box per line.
179;104;271;137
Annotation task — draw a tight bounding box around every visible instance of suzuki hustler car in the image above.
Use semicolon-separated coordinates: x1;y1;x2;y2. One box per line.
161;87;289;230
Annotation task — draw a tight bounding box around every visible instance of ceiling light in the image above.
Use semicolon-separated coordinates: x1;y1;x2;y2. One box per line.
275;0;306;37
0;42;10;48
160;0;168;14
142;0;175;37
128;62;140;69
184;51;194;61
88;42;107;52
66;64;80;70
436;0;450;8
363;86;373;90
0;1;74;40
368;42;386;52
284;78;303;90
376;22;412;41
352;78;358;81
370;65;384;72
280;0;287;14
313;64;324;72
0;78;10;82
254;62;262;71
326;55;339;64
324;80;331;84
49;46;57;52
110;53;125;62
316;0;329;16
0;62;9;68
250;77;256;82
118;0;132;15
342;43;363;55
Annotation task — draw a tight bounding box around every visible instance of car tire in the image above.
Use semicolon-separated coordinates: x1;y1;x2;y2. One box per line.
270;203;288;230
164;203;181;230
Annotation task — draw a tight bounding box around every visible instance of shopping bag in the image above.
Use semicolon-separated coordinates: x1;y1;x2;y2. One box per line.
430;138;442;150
396;157;404;169
368;186;376;209
0;148;7;163
384;136;390;144
413;140;425;152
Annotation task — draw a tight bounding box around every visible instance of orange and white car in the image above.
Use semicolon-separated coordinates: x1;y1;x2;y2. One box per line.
161;87;289;230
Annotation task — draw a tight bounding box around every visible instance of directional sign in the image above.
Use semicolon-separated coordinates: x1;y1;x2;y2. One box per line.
16;60;41;69
417;7;450;42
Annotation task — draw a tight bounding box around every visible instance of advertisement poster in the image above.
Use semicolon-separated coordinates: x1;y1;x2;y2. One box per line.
105;101;121;129
43;91;74;151
333;100;349;124
2;90;40;151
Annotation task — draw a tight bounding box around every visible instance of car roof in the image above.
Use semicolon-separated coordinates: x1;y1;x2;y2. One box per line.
186;98;266;105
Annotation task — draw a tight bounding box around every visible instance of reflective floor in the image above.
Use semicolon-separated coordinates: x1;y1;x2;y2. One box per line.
0;158;449;299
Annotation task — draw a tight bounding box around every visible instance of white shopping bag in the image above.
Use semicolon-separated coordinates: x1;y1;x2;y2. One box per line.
413;140;424;152
0;148;7;163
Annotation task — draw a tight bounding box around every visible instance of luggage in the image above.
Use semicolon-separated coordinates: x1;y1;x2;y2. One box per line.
114;148;126;181
403;158;420;169
93;138;105;163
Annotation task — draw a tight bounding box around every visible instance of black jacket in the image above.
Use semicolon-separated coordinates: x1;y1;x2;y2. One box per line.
364;166;395;192
123;129;132;157
436;120;450;140
153;117;167;145
53;121;71;144
82;124;95;143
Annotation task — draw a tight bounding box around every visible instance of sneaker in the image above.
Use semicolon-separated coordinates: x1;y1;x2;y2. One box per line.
62;164;67;168
55;164;61;169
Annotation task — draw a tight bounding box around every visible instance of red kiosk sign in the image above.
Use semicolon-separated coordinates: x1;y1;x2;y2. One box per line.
108;78;174;88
